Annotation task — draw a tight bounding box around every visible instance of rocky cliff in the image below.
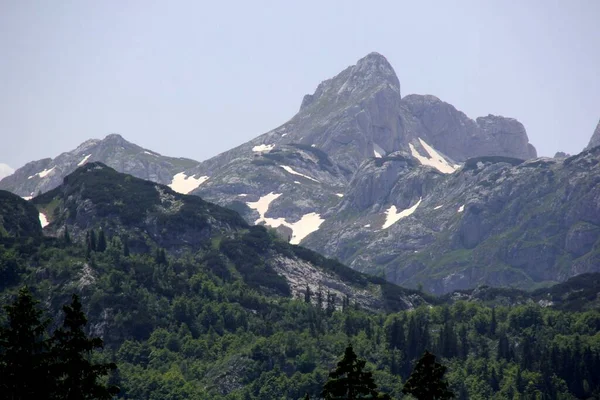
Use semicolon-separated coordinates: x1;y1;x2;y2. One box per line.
0;134;200;198
586;119;600;150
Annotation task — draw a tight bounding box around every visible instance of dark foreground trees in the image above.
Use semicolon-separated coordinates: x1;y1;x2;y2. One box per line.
402;350;454;400
321;344;390;399
0;287;118;400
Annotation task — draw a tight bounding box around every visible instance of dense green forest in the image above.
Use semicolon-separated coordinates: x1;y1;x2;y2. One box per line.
1;230;600;399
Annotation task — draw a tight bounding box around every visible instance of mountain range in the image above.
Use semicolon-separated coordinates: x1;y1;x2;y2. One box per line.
2;52;599;294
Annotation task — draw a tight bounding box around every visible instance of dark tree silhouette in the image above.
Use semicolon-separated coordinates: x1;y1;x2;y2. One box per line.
0;287;53;400
402;350;455;400
97;229;107;253
321;344;390;399
51;294;119;399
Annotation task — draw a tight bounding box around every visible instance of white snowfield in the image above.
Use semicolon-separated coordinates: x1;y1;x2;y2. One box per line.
458;204;465;213
39;212;49;228
382;198;422;229
28;166;56;180
252;144;275;152
168;172;209;194
143;150;159;156
280;165;320;183
77;154;92;166
373;143;385;158
246;192;325;245
409;138;457;174
0;163;15;180
22;196;33;201
335;193;344;197
434;205;443;210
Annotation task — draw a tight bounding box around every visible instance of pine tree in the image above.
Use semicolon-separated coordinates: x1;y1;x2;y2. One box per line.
490;307;497;336
51;294;119;399
304;284;312;304
89;230;97;252
321;344;390;399
123;238;130;257
97;229;107;253
0;287;53;400
402;350;455;400
63;226;71;245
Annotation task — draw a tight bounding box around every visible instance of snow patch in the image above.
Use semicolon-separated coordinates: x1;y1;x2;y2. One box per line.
434;205;443;210
311;144;316;148
77;154;92;166
168;172;209;194
373;143;385;158
294;181;301;184
335;193;344;198
280;165;319;182
382;198;422;229
28;166;56;180
458;204;465;213
252;144;275;152
22;196;32;201
0;163;15;180
409;138;457;174
237;194;247;197
246;192;324;244
39;212;49;228
281;133;288;137
364;224;371;228
143;151;159;156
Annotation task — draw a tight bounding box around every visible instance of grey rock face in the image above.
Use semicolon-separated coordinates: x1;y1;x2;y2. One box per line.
401;95;537;161
585;119;600;150
0;134;199;198
305;151;600;294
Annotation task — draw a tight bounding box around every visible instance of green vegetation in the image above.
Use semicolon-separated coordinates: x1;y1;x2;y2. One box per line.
0;232;599;399
1;165;600;398
0;287;118;399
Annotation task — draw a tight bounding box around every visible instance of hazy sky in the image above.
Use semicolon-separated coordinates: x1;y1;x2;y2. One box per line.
1;1;599;169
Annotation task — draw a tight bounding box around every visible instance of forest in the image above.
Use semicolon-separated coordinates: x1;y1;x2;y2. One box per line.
1;226;600;399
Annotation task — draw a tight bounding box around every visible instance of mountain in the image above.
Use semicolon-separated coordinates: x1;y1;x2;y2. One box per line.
0;134;200;199
305;147;600;293
586;118;600;150
0;190;42;238
6;52;593;296
174;53;536;247
0;168;599;399
28;163;431;310
0;163;14;180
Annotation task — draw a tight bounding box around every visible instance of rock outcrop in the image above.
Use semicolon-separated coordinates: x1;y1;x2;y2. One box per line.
0;134;200;198
585;119;600;150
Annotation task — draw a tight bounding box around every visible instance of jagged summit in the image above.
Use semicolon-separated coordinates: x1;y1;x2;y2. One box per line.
300;52;400;112
585;119;600;150
0;163;14;180
0;134;199;197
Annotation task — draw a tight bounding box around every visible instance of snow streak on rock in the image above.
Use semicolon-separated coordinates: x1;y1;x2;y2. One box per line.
382;198;422;229
168;172;209;194
39;212;49;228
280;165;320;182
77;154;92;166
252;144;275;152
246;192;324;244
409;138;457;174
373;143;385;158
28;167;56;180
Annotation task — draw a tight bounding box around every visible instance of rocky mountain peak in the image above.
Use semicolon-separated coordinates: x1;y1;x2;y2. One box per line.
585;119;600;150
300;52;400;112
102;133;129;146
0;163;14;180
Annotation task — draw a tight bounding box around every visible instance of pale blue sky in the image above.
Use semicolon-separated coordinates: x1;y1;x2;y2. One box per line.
1;0;599;168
